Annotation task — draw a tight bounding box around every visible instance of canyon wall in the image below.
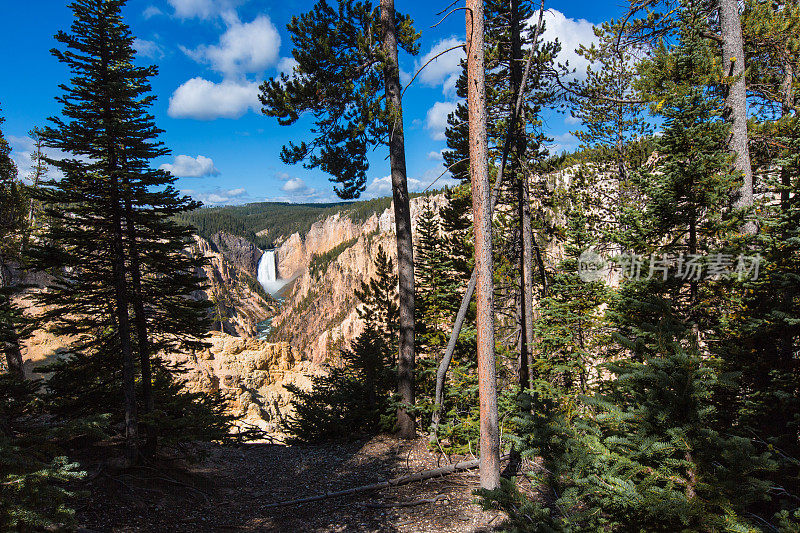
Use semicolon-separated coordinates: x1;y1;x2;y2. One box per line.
194;234;275;338
167;332;318;436
12;194;449;437
269;194;447;363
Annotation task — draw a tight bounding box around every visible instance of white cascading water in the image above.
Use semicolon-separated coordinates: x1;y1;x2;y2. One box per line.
257;250;283;294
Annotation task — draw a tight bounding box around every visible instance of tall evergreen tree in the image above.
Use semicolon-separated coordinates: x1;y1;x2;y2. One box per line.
1;108;86;533
35;0;217;463
259;0;420;437
482;5;782;529
0;107;27;379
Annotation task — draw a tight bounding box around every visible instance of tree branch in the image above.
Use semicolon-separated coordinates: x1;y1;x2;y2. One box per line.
402;44;465;98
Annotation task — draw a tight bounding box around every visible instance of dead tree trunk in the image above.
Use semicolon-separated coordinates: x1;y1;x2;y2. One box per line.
466;0;500;490
381;0;416;439
431;1;544;434
719;0;754;232
510;0;534;391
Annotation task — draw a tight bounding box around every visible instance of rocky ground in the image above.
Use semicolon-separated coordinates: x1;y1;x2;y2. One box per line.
75;435;538;532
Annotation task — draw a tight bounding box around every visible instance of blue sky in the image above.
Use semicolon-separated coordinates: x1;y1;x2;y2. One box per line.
0;0;626;206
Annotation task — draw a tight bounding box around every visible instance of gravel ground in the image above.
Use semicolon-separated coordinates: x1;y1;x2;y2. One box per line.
76;435;516;532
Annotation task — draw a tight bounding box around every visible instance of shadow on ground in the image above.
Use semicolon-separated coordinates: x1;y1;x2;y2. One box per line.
76;435;506;532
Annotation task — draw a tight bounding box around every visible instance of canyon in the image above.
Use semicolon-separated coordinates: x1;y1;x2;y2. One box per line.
16;194;448;438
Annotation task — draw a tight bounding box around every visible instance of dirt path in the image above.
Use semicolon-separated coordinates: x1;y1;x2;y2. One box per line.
76;436;513;532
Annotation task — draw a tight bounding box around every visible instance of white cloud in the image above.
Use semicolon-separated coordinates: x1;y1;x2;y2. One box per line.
160;154;220;177
183;186;249;205
399;69;412;87
427;150;444;161
365;175;397;197
269;172;338;202
277;57;298;77
143;6;163;19
168;0;244;19
535;9;598;79
168;77;260;120
8;134;75;182
425;101;458;141
413;37;464;95
134;38;165;59
182;14;280;77
565;113;581;125
365;166;459;199
548;132;578;154
281;177;307;193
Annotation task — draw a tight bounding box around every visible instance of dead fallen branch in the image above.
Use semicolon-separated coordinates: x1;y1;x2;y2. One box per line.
363;494;449;508
262;455;509;509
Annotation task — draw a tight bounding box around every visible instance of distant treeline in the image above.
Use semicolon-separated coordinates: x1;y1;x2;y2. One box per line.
175;193;431;248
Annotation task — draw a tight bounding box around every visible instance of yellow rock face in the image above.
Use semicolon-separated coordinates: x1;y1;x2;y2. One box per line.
162;332;318;438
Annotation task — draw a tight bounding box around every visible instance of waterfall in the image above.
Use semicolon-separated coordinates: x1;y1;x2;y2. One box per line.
257;250;283;295
258;250;277;283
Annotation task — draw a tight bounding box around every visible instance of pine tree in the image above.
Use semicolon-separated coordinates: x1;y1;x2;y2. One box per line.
0;107;28;378
0;107;86;532
718;105;800;527
0;374;85;531
482;5;778;529
283;246;398;442
34;0;220;462
260;0;420;437
571;19;652;193
415;198;458;352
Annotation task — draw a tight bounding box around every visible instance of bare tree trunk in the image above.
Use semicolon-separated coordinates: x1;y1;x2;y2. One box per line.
510;0;534;391
431;1;545;434
520;179;535;391
381;0;416;439
432;271;476;432
466;0;500;490
124;195;156;456
719;0;754;232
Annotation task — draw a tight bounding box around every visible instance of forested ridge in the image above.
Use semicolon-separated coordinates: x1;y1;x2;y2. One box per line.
174;197;397;249
1;0;799;531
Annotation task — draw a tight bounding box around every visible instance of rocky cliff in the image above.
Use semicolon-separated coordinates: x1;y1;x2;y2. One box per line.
167;332;317;436
268;194;448;363
209;231;264;276
194;234;276;338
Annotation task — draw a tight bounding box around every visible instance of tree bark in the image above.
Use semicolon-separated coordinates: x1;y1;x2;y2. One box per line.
123;195;156;456
381;0;416;439
466;0;500;490
510;0;534;392
430;1;544;434
719;0;755;232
